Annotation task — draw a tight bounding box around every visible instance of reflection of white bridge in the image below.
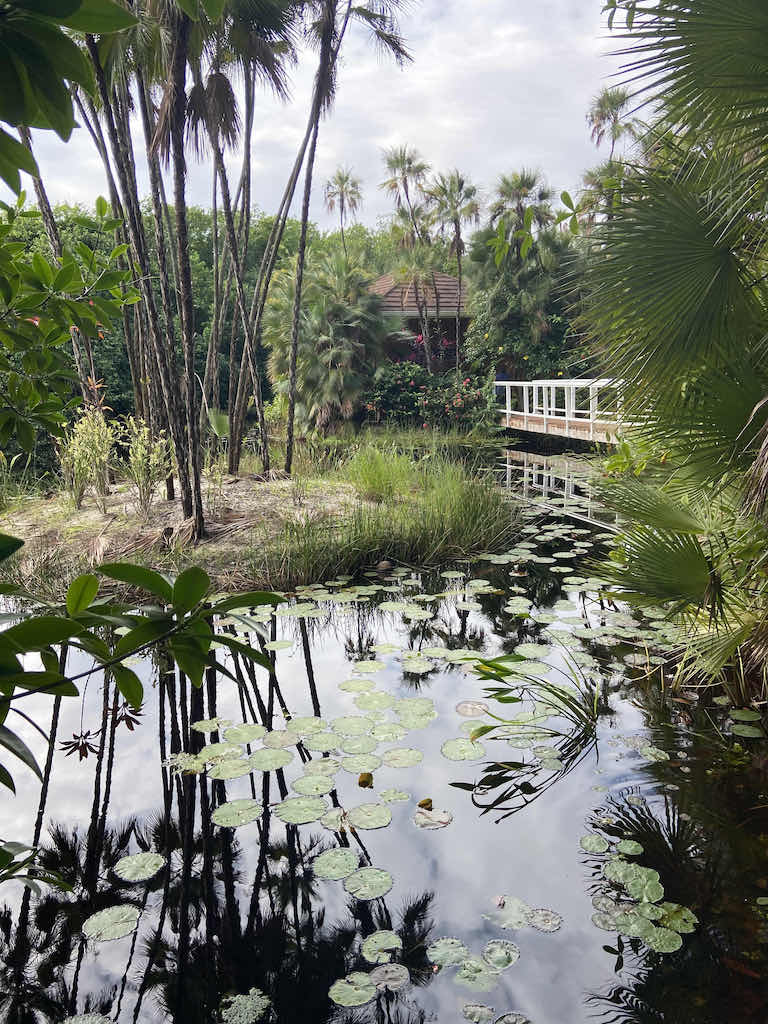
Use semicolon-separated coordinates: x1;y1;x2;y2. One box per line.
502;450;610;524
495;379;621;443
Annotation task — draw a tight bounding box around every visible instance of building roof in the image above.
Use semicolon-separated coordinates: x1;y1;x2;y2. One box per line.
369;272;468;319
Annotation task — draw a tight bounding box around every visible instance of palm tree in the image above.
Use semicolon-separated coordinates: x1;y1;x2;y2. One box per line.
490;169;554;231
582;1;768;696
283;2;412;475
380;145;431;241
324;166;362;256
424;170;480;375
586;86;634;160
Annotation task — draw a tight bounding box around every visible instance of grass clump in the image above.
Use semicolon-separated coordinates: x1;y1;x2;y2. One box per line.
246;459;517;590
343;446;417;502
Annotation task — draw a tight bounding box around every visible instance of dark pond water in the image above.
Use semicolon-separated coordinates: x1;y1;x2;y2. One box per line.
3;456;768;1024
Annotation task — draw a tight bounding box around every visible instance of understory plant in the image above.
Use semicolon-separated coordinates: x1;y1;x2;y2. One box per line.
121;417;170;522
58;408;115;512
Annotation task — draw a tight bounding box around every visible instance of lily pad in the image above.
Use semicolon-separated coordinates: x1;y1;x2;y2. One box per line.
341;734;378;754
617;839;644;856
427;936;471;966
494;1015;530;1024
304;732;341;753
343;754;383;773
731;723;765;738
370;963;410;991
482;939;520;971
362;929;403;964
355;692;397;712
220;987;271;1023
263;729;300;748
224;723;267;744
457;700;490;717
292;774;336;796
328;972;376;1007
353;660;386;673
63;1016;114;1024
203;742;243;763
482;897;532;930
441;737;485;761
313;848;359;880
114;852;166;883
462;1004;495;1023
644;926;683;953
191;717;227;733
658;902;698;934
372;722;409;742
529;907;563;932
212;799;262;828
332;715;374;737
413;807;453;829
382;747;423;768
339;677;376;692
303;756;341;776
248;748;293;772
209;758;252;781
274;796;328;825
290;716;327;735
580;834;609;854
344;867;394;900
381;788;410;803
265;639;293;651
82;904;139;942
514;643;551;659
347;802;392;830
455;957;500;992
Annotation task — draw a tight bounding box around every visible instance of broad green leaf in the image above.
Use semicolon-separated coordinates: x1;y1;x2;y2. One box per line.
0;533;23;563
1;615;82;651
172;566;210;613
113;665;143;709
66;573;99;616
58;0;139;32
99;563;172;602
0;723;41;780
114;617;173;658
210;591;282;613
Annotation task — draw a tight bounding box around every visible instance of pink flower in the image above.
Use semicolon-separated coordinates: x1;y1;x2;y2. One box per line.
422;423;428;429
410;380;415;386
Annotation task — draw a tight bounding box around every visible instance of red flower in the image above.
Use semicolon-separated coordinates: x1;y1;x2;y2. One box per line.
409;380;415;386
422;423;428;429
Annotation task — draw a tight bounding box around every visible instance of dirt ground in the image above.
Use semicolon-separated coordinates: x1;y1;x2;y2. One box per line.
1;473;359;585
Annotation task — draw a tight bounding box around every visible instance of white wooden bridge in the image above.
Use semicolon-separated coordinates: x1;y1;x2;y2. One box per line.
495;379;621;443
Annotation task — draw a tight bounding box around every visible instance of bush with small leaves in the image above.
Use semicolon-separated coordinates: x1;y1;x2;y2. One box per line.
121;417;170;522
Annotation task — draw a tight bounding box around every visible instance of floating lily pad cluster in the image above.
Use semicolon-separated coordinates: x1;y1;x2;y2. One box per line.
219;987;271;1023
582;829;697;953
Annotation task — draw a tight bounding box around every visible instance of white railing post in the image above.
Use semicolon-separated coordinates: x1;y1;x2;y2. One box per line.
506;384;512;426
543;384;549;431
565;385;574;426
589;385;598;441
523;384;530;430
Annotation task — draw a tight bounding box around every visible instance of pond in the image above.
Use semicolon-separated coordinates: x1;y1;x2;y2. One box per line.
3;460;768;1024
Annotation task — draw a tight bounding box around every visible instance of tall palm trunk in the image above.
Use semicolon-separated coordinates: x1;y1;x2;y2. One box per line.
285;117;321;475
455;223;462;379
169;15;205;539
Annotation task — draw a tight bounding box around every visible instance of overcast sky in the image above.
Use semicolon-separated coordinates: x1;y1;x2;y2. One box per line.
10;0;622;229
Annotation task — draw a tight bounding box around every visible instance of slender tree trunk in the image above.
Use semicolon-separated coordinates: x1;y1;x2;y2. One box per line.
169;15;205;538
456;235;462;380
285;117;321;475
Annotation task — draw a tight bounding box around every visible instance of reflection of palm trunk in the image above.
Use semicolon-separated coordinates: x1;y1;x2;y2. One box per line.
176;679;202;1017
299;619;321;717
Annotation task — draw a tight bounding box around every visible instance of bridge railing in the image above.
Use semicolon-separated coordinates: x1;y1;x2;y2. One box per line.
495;378;622;440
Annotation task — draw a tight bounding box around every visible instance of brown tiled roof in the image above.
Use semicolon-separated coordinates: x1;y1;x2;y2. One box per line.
369;272;468;318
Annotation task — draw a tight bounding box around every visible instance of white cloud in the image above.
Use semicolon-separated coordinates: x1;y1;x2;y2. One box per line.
4;0;622;228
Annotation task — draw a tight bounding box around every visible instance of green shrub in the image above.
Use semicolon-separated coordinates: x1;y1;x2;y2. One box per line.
343;445;417;502
363;362;495;431
58;408;114;510
121;417;170;522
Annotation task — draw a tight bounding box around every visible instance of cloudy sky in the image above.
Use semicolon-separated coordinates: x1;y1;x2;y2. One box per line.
11;0;622;229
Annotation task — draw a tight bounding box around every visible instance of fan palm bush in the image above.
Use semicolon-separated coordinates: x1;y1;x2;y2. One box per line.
584;0;768;699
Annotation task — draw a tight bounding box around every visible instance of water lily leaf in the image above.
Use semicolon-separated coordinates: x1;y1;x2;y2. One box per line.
224;724;267;744
625;875;664;904
482;897;532;930
303;756;341;776
362;929;402;964
731;723;765;738
441;570;466;579
274;796;328;825
370;963;410;991
514;643;551;659
355;692;396;711
202;742;243;763
292;774;335;796
591;911;619;931
580;834;609;854
441;737;485;762
328;972;376;1007
455;957;500;992
191;718;227;733
212;799;262;828
339;677;375;692
657;902;698;934
640;745;670;762
382;747;423;768
381;788;410;803
402;655;435;673
344;867;393;900
482;939;520;970
529;907;563;932
353;660;386;673
379;601;408;612
63;1016;114;1024
248;748;293;771
341;734;378;754
208;759;252;780
616;839;644;856
457;700;490;717
494;1015;531;1024
644;926;683;953
219;987;271;1023
304;732;341;752
114;852;165;883
265;640;292;651
462;1006;495;1023
347;802;392;830
332;715;374;737
341;753;381;773
288;716;327;735
321;807;346;830
263;729;300;748
372;723;408;742
413;807;453;829
313;847;359;880
427;936;470;966
82;904;139;942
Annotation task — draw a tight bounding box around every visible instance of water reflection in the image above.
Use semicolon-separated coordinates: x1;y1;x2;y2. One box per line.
2;509;768;1023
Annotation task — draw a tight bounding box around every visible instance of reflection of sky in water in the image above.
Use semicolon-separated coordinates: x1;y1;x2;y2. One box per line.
3;547;758;1023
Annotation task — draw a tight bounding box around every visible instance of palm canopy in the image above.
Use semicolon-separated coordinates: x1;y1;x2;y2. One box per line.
424;170;480;255
490;169;554;228
380;145;431;210
586;86;634;157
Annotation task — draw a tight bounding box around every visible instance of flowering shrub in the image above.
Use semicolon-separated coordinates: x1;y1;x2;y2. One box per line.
363;363;495;431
